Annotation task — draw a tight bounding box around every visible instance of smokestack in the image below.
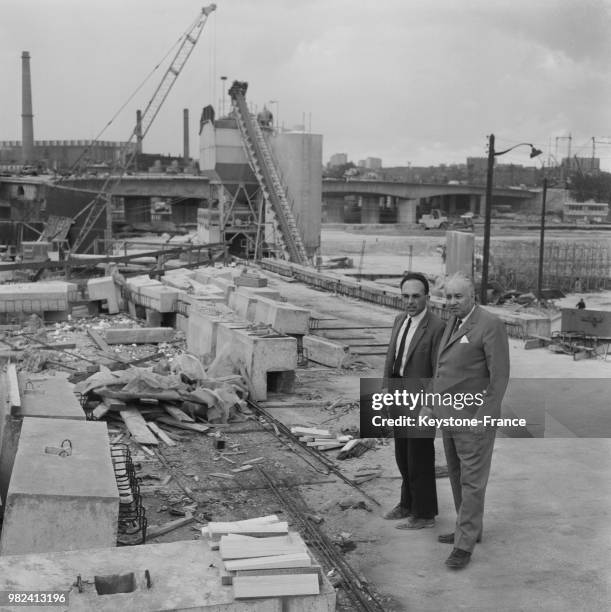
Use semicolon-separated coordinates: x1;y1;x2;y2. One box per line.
21;51;34;163
135;109;143;154
183;108;190;165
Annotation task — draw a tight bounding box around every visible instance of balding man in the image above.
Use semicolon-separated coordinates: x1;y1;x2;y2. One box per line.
432;273;509;569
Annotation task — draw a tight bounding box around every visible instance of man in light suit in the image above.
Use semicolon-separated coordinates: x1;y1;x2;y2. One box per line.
382;272;445;529
428;273;509;569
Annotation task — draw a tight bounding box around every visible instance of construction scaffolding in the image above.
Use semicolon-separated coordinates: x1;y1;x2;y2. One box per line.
489;240;611;293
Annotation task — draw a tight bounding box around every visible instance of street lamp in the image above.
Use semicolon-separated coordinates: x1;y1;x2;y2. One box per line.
269;100;279;130
537;176;548;301
480;134;543;304
220;76;227;116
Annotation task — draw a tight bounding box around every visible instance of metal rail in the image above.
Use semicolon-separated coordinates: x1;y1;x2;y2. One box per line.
247;399;380;507
257;468;387;612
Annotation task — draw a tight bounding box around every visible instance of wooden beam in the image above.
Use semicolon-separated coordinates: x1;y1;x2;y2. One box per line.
220;533;306;560
156;416;209;433
233;573;319;598
163;404;195;422
146;422;176;447
223;552;312;572
120;408;158;445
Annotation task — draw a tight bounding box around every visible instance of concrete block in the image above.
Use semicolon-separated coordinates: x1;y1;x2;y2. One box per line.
138;285;179;313
145;308;163;327
0;417;119;555
0;539;336;611
561;308;611;336
105;327;174;344
0;281;77;313
176;313;189;333
125;276;163;292
187;310;224;359
254;298;310;335
238;287;282;301
87;277;120;314
485;306;551;338
229;292;258;321
303;335;351;368
217;324;297;401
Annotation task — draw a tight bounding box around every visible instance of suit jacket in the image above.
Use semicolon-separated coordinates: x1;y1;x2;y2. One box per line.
434;305;510;419
384;309;445;382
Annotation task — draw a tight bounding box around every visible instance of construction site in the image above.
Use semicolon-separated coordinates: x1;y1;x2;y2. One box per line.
1;4;611;612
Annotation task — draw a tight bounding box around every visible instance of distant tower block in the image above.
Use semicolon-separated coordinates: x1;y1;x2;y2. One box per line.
21;51;35;163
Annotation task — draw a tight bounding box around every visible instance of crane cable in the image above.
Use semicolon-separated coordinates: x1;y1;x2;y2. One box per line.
62;11;204;178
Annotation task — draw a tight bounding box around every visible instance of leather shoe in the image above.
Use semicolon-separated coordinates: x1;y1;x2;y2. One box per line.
382;505;411;520
445;548;471;569
438;532;481;544
396;517;435;530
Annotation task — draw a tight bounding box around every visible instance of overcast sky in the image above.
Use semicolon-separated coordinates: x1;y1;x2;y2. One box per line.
1;0;610;170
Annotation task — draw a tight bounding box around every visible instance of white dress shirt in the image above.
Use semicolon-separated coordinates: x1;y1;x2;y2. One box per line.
395;308;427;376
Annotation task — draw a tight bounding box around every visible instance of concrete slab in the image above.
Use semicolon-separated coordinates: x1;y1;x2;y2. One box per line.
18;372;85;420
0;539;335;611
0;417;119;555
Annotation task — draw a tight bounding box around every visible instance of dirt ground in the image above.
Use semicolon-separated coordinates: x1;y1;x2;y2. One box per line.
11;225;607;611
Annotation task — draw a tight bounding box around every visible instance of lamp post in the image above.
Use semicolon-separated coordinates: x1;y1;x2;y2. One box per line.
480;134;542;304
536;177;548;301
220;76;227;116
269;100;279;130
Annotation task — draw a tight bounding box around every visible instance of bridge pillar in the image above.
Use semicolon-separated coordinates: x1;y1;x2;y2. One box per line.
448;194;457;215
360;196;379;223
396;198;416;224
478;195;486;216
322;197;345;222
469;194;479;214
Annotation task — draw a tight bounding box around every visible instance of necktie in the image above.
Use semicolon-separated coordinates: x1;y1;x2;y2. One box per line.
392;317;411;377
453;317;463;334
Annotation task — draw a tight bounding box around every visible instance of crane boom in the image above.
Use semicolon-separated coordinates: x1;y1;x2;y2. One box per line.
70;4;216;254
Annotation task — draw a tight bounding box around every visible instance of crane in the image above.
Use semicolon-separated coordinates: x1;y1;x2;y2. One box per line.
69;4;217;254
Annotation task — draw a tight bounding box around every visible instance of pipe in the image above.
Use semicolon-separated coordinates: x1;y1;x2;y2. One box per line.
21;51;34;163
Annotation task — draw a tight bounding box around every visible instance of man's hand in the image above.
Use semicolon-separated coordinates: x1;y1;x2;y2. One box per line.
419;406;434;421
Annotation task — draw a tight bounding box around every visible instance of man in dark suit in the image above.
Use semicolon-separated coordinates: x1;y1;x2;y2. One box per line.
429;273;510;569
382;272;445;529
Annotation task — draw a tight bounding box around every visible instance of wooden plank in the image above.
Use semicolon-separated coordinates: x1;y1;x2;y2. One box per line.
146;513;194;539
208;473;236;480
7;364;21;410
120;408;158;445
163;404;195;422
209;522;288;538
290;427;333;438
233;565;322;583
224;552;312;572
156;416;209;433
87;328;111;352
233;573;319;598
231;465;253;473
146;422;177;447
220;533;306;560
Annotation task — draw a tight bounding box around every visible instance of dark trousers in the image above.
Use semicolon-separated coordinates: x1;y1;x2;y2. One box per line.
394;436;438;519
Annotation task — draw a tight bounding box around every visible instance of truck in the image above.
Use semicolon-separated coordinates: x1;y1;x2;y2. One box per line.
419;209;448;230
419;210;474;231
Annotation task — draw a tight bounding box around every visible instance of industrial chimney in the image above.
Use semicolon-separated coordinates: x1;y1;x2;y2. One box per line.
21;51;35;163
135;109;143;154
183;108;190;165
